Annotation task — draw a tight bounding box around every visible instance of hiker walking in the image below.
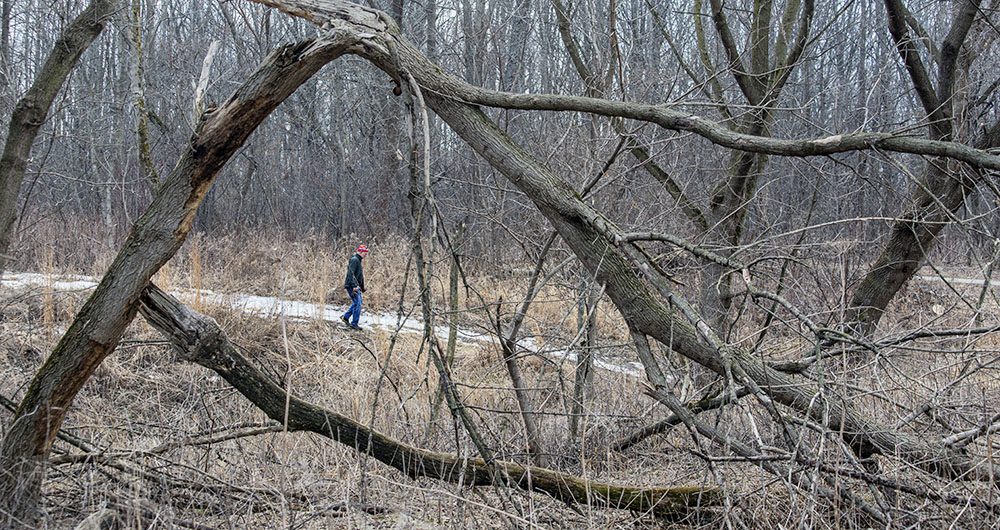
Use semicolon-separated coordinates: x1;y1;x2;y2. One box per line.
342;244;369;329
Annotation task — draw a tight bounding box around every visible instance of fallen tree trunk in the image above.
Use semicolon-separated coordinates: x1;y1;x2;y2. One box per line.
138;282;718;517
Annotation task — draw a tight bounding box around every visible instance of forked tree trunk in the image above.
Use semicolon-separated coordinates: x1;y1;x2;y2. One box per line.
846;0;988;336
0;35;353;526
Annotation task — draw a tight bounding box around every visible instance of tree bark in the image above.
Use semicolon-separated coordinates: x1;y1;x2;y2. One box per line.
0;0;119;277
0;34;354;526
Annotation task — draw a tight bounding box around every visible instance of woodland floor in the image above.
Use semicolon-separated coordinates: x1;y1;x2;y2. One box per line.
1;234;999;528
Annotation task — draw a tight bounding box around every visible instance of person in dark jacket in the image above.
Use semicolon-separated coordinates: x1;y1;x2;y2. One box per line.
342;244;368;329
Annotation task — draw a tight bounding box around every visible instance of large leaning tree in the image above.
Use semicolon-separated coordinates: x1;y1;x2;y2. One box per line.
2;0;1000;526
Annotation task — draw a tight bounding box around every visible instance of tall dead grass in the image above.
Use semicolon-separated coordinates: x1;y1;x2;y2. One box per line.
1;221;999;527
0;224;663;527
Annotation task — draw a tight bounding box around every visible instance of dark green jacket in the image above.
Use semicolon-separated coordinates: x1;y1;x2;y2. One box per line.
344;253;365;292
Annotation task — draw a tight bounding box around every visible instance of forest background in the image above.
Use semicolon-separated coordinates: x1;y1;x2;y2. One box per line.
0;0;999;528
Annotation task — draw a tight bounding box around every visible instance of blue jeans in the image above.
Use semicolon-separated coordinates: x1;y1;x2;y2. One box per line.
344;288;362;326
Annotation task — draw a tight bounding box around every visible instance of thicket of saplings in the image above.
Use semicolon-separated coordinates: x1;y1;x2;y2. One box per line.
1;218;997;528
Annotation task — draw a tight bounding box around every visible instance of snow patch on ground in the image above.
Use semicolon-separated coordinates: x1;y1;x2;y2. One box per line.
1;272;643;377
916;275;1000;287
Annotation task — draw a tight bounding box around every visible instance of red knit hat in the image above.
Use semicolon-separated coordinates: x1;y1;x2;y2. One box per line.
357;244;369;254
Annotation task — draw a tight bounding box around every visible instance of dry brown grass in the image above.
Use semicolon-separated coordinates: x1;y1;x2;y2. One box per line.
2;223;999;528
0;228;693;528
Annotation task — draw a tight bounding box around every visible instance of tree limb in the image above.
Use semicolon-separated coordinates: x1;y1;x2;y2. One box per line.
938;0;982;127
883;0;945;126
611;386;751;452
0;0;120;277
138;283;719;516
708;0;759;104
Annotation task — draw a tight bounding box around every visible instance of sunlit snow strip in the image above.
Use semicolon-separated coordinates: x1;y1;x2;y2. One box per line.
3;272;99;291
1;272;642;377
916;275;1000;287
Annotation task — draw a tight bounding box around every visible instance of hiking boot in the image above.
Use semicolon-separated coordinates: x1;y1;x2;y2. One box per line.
341;315;350;326
350;324;363;331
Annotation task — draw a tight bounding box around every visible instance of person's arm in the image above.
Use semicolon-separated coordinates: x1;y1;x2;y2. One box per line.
345;257;359;290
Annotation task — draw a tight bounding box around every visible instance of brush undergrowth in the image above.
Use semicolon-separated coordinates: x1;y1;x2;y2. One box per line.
0;221;998;528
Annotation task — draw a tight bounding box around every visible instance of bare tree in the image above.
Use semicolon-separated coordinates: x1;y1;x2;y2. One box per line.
0;0;119;276
3;0;1000;526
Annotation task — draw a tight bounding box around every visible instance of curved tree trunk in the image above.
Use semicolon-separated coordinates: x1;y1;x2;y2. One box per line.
0;0;119;277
